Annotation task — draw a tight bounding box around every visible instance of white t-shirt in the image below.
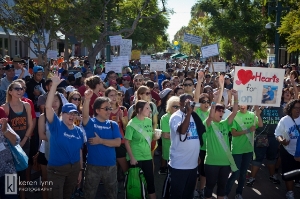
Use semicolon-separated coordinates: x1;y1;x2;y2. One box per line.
275;115;300;156
120;86;130;94
15;68;30;77
169;110;200;169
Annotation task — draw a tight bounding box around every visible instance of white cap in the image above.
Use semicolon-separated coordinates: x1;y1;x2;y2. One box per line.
66;85;76;93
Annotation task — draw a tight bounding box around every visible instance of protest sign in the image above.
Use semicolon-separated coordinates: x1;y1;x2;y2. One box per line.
233;66;285;107
105;61;122;73
47;50;57;59
141;55;151;65
201;44;219;58
109;35;122;46
183;33;202;46
209;62;226;72
150;60;166;72
112;56;129;67
120;39;132;59
131;50;141;60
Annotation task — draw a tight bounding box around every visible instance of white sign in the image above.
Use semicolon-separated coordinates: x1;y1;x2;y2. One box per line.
120;39;132;59
141;55;151;65
150;60;166;72
112;56;129;67
105;61;122;73
183;33;202;46
47;50;57;59
29;31;49;58
209;62;226;72
201;44;219;58
233;66;285;107
109;35;122;46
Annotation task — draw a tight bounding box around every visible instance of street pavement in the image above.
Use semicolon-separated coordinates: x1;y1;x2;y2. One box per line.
26;155;300;199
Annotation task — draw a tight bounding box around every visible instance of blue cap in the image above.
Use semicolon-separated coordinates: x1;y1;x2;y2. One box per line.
33;65;44;73
62;103;78;113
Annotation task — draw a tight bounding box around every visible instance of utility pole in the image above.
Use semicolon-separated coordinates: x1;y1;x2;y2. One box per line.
106;5;111;62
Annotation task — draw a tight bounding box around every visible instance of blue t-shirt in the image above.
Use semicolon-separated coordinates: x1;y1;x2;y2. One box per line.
157;73;166;91
81;67;87;73
48;114;85;166
83;118;122;166
267;90;274;100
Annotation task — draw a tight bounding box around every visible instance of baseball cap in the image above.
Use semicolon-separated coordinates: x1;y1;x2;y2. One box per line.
62;103;78;113
84;60;90;65
66;85;76;93
224;75;230;79
33;66;44;73
122;75;131;81
4;64;14;70
159;88;172;99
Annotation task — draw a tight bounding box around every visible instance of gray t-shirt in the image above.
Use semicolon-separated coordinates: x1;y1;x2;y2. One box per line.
0;77;12;91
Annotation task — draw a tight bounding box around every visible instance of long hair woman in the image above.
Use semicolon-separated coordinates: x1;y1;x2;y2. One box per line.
275;99;300;199
38;92;63;199
105;87;129;173
45;74;85;199
124;100;161;199
124;74;144;106
2;81;33;199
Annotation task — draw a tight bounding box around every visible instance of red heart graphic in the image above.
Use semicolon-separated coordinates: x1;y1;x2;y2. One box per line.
237;69;253;85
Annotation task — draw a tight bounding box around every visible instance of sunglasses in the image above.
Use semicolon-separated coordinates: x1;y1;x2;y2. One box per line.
143;92;151;96
100;107;113;111
216;109;225;113
172;105;180;109
72;97;81;101
134;79;143;82
201;100;210;104
183;83;193;87
12;87;24;91
204;90;213;93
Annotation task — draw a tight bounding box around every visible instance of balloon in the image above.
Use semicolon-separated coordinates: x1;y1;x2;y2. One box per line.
174;41;178;46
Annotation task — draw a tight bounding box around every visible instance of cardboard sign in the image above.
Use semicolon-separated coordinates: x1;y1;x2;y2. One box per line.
109;35;122;46
141;55;151;65
201;44;219;58
105;61;122;73
183;33;202;46
47;50;57;59
131;50;141;60
120;39;132;59
233;66;285;107
150;60;166;72
209;62;226;72
29;31;49;58
112;56;129;67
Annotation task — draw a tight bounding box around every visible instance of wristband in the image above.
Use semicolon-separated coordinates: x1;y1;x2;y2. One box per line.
211;102;216;106
234;100;239;103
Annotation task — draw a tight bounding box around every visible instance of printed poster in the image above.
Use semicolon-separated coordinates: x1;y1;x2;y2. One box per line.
233;66;285;107
150;60;166;72
201;44;219;58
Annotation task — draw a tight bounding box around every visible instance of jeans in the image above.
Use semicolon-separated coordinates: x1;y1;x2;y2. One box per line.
252;136;279;166
225;152;253;196
169;166;198;199
84;164;117;199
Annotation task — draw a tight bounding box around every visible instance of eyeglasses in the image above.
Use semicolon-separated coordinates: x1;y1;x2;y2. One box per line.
12;87;24;91
172;105;180;109
183;83;193;87
143;92;151;96
72;97;81;101
100;107;113;111
201;100;210;104
134;79;143;82
204;90;213;93
216;109;225;113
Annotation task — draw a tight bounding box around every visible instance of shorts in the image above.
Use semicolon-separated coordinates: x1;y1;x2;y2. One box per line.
115;144;127;158
199;150;206;177
37;152;48;165
280;145;300;181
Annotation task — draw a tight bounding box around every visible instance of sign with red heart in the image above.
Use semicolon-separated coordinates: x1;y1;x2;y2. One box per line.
237;69;254;85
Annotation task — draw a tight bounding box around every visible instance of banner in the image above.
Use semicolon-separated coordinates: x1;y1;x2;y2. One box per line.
109;35;122;46
233;66;285;107
150;60;166;72
201;44;219;58
209;62;226;72
141;55;151;65
120;39;132;59
105;61;122;73
183;33;202;46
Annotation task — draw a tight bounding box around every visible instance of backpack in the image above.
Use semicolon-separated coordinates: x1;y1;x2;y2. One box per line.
124;167;148;199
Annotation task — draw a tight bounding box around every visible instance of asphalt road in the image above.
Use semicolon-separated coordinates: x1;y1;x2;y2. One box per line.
25;154;300;199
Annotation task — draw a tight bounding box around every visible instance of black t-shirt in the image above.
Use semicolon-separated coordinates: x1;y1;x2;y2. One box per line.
26;78;46;113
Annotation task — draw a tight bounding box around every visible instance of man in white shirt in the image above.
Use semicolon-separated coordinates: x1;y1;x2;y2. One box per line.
12;56;30;77
169;94;205;199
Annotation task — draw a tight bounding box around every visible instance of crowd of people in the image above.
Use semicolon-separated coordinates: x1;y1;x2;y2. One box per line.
0;55;300;199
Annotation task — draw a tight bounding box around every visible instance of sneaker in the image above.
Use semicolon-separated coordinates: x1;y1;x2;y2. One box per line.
246;177;255;187
193;190;199;198
158;167;167;175
235;194;243;199
269;175;280;184
286;191;294;199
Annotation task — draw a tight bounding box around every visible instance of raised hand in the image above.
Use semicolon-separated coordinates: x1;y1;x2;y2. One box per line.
84;89;94;100
198;71;204;81
219;75;225;87
231;89;238;98
51;72;63;86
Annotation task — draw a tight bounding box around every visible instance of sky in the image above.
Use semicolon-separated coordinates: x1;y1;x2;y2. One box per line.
164;0;197;42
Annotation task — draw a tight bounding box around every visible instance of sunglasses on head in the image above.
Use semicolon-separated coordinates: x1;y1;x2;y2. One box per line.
72;97;81;101
134;79;143;82
12;87;24;91
183;83;193;87
100;107;113;111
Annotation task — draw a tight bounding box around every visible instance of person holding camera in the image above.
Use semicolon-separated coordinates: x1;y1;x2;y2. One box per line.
168;94;206;199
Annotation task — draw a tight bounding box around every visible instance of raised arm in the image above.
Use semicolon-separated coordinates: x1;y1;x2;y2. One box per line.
82;89;93;126
217;75;224;103
45;73;63;123
290;74;298;97
38;114;47;141
194;71;204;103
177;100;194;134
206;90;220;127
254;106;263;128
227;90;239;125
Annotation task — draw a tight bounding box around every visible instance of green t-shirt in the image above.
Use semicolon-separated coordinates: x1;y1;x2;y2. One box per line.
204;118;231;166
195;108;209;151
231;111;258;154
125;117;153;161
160;113;171;160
